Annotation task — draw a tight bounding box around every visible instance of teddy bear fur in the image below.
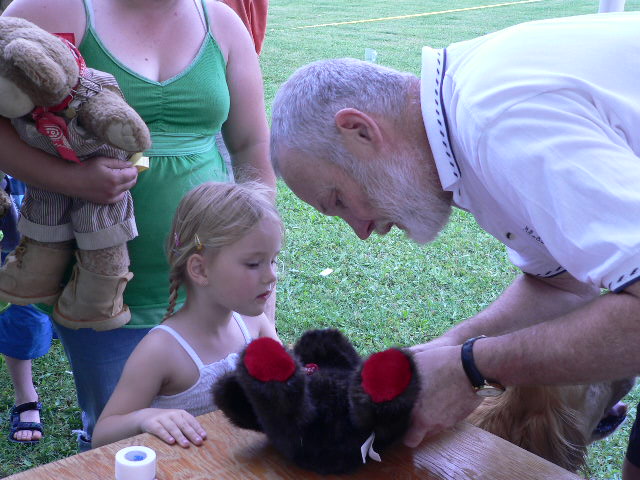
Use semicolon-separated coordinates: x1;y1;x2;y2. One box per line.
212;328;420;475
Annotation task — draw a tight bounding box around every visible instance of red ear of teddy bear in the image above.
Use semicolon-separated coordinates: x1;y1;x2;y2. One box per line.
361;348;412;403
243;337;296;382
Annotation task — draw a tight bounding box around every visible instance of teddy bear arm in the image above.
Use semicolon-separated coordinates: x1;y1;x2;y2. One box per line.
77;88;151;153
212;373;264;432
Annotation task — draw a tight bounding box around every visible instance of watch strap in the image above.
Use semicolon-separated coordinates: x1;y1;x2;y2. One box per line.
461;335;491;389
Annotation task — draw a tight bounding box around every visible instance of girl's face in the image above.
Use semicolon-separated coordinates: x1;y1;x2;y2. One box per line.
203;217;281;317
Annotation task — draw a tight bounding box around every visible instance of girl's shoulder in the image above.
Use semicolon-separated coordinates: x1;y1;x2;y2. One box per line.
129;326;185;366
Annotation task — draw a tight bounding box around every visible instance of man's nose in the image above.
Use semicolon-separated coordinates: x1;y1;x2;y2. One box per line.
344;216;373;240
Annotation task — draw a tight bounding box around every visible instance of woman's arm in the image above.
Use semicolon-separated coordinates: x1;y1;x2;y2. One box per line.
92;334;207;447
0;119;138;203
207;1;275;189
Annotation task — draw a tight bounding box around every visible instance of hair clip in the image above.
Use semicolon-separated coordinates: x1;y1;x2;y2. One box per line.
174;233;181;249
194;233;204;252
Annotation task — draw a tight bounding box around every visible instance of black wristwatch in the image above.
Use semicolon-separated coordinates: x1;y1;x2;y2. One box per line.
460;335;505;397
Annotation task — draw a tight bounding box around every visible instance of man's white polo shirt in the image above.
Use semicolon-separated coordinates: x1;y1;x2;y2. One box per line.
421;12;640;291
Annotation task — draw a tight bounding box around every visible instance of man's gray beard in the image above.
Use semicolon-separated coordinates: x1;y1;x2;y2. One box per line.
361;149;452;245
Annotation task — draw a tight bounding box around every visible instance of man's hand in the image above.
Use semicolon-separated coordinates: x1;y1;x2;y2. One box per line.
403;345;483;447
66;157;138;204
409;334;462;355
139;408;207;448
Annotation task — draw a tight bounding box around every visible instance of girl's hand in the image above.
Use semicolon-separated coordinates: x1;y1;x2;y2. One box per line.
139;408;207;447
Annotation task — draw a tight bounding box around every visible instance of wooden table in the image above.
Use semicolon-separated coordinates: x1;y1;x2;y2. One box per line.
6;411;581;480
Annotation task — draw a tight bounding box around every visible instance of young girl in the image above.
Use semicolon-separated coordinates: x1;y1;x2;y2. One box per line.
92;181;281;447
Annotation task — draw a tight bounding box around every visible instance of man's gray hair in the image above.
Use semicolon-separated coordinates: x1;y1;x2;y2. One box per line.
270;58;415;177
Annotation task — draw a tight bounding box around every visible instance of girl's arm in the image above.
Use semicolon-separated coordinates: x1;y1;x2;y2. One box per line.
92;334;207;447
256;313;281;342
207;1;275;189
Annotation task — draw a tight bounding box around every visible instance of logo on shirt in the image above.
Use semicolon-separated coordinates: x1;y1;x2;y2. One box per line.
523;226;544;244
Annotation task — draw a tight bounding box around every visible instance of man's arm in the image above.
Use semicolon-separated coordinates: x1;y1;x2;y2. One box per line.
404;279;640;447
413;272;599;351
477;280;640;385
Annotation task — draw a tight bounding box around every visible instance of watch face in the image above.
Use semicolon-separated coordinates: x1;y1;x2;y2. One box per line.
477;385;505;397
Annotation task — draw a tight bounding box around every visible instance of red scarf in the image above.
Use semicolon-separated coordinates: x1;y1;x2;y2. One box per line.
31;33;86;163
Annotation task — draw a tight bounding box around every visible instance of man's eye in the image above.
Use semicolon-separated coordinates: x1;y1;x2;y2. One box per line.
246;262;259;268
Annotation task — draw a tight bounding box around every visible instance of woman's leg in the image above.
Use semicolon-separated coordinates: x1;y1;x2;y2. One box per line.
53;323;150;451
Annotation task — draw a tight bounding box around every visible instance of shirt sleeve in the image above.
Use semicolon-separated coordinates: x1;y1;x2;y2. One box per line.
475;90;640;291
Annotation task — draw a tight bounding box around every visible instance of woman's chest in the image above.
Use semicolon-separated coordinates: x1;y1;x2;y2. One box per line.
92;3;209;82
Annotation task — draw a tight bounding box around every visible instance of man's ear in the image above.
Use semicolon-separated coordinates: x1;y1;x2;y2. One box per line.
335;108;383;154
186;253;209;286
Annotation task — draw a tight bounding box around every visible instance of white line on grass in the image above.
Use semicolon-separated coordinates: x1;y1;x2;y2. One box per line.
291;0;547;29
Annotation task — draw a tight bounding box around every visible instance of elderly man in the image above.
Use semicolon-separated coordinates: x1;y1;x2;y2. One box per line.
270;11;640;475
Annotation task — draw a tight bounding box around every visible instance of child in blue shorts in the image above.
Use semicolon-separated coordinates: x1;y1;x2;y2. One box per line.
0;176;52;444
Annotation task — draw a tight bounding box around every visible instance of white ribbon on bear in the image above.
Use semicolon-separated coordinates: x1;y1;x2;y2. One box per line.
360;432;382;463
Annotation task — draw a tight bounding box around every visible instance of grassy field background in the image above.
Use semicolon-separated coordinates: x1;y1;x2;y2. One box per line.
1;0;639;477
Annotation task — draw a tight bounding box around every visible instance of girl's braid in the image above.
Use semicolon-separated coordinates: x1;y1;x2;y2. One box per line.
164;273;182;320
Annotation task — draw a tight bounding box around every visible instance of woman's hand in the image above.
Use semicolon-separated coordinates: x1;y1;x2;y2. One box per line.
139;408;207;447
66;156;139;204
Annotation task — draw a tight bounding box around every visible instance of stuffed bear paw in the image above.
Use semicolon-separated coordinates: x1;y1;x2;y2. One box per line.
104;120;150;153
349;348;420;445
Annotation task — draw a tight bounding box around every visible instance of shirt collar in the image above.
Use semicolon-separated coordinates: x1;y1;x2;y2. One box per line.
420;46;461;192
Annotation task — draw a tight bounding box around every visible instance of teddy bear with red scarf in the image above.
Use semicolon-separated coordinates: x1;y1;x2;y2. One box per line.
0;16;150;331
213;328;420;475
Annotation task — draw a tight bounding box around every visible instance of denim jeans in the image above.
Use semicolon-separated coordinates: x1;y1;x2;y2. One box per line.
53;322;151;451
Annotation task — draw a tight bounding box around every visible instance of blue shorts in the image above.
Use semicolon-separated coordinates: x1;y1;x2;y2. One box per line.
0;177;53;360
0;304;53;360
627;407;640;467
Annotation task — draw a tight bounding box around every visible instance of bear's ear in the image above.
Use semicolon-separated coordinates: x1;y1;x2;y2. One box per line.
212;373;263;432
4;38;74;101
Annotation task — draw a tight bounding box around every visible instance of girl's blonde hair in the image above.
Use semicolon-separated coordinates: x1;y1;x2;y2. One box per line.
164;181;281;319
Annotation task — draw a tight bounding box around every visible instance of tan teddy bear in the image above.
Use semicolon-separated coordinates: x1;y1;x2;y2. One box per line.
0;16;151;331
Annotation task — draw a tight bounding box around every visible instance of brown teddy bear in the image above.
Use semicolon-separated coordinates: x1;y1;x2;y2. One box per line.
0;16;151;331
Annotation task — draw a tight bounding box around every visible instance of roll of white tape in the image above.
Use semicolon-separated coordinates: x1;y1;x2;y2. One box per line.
115;445;157;480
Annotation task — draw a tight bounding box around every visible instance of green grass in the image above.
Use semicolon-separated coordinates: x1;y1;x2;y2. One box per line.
1;0;640;477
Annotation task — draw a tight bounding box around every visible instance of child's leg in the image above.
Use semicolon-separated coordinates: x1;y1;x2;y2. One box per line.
0;304;53;443
5;356;41;442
